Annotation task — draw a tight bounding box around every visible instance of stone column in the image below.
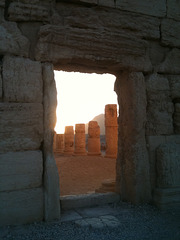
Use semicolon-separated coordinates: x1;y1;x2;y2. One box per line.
105;104;118;158
87;121;101;156
115;72;151;204
56;134;64;154
74;124;87;156
64;126;74;155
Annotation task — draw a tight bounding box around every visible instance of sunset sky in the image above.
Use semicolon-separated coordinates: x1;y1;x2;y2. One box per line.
54;71;118;133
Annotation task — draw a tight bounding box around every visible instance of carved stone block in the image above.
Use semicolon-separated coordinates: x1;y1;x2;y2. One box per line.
146;74;174;135
0;22;30;57
0;151;43;191
3;56;42;103
156;143;180;188
0;188;43;225
0;103;43;152
168;75;180;100
8;2;49;22
161;19;180;48
158;49;180;74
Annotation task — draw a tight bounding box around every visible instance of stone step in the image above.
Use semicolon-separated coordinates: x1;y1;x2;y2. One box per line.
95;179;116;193
60;192;120;210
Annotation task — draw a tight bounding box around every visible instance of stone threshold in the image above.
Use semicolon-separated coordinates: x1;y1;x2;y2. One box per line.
60;192;120;210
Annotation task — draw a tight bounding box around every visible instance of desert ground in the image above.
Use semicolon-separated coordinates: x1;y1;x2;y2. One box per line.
55;153;116;196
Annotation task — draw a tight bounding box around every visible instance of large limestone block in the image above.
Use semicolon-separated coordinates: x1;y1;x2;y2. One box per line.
115;72;151;203
156;143;180;188
0;21;29;57
0;188;43;226
56;4;160;40
0;151;43;191
116;0;166;17
0;65;2;101
3;56;42;103
98;0;115;7
168;75;180;100
145;74;174;135
43;63;60;221
158;48;180;74
0;103;43;152
161;19;180;48
0;0;5;22
35;24;152;73
174;103;180;134
167;0;180;21
146;135;180;191
8;2;49;22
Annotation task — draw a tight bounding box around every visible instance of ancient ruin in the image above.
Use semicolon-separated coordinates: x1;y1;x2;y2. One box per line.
0;0;180;226
64;126;74;155
74;124;87;156
87;121;101;156
105;104;118;158
55;134;64;154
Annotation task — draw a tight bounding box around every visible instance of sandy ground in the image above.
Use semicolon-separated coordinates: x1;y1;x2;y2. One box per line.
55;153;116;196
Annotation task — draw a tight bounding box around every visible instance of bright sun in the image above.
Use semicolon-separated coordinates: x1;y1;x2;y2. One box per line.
54;71;117;134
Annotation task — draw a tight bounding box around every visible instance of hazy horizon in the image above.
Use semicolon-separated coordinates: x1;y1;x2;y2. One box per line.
54;71;118;134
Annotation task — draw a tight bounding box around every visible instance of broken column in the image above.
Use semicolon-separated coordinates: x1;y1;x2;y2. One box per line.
105;104;118;158
74;123;87;155
56;134;64;154
87;121;101;156
64;126;74;155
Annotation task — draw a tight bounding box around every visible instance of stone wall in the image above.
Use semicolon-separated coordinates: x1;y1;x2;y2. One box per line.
0;0;179;225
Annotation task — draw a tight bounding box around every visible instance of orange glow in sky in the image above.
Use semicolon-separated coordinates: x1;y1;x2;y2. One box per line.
54;71;117;134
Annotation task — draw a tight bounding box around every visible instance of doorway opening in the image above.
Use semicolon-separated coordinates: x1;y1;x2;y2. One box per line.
53;70;118;196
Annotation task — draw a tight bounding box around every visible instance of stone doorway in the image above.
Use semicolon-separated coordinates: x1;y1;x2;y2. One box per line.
53;70;118;196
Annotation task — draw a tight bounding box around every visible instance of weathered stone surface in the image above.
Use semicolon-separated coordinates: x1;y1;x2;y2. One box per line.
0;0;4;22
105;104;118;158
0;151;43;191
168;75;180;100
42;63;60;221
161;19;180;47
74;124;87;156
148;42;169;71
158;48;180;74
3;56;42;103
146;135;180;190
18;22;43;60
0;103;43;152
88;121;101;156
145;74;174;135
174;103;180;134
56;4;160;40
0;188;43;226
56;134;64;153
0;21;30;57
156;143;180;188
64;126;74;155
0;65;2;101
153;188;180;211
116;0;166;17
8;2;49;22
35;24;152;73
167;0;180;21
115;72;151;203
98;0;115;8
